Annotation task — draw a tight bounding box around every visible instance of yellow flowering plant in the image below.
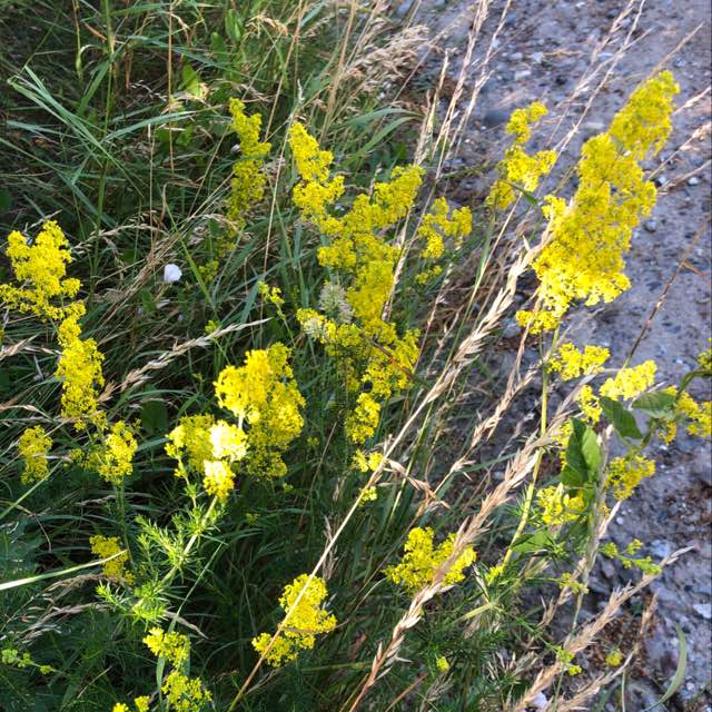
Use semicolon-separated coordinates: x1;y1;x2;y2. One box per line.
2;9;708;710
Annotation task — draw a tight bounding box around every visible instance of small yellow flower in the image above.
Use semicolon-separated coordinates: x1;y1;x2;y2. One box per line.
548;343;610;380
90;535;133;584
600;361;657;400
605;648;624;667
209;420;247;461
537;485;586;526
435;655;450;673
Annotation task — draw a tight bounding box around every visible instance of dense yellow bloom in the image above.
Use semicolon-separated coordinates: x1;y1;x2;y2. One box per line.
226;98;271;232
0;221;80;321
606;454;655;500
385;527;476;594
143;627;191;666
84;420;137;485
599;360;656;400
609;71;679;159
548;343;610;380
209;419;247;461
214;343;304;478
352;449;384;473
18;425;52;484
162;670;212;712
537;485;586;526
357;485;378;505
90;535;133;583
252;574;337;666
202;459;235;501
133;698;150;712
345;392;381;443
487;101;556;210
416;197;472;282
55;307;105;429
166;413;215;473
516;73;678;332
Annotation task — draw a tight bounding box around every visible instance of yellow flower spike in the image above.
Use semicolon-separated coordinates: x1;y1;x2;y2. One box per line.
55;308;105;429
18;425;52;485
516;73;678;331
226;98;271;234
133;697;150;712
384;527;476;594
252;574;337;667
143;627;191;666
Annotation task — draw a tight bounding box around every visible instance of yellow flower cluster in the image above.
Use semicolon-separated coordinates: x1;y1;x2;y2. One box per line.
578;384;602;423
676;390;712;439
143;627;190;666
415;197;472;283
90;534;133;583
215;343;304;478
142;628;212;712
227;98;271;230
1;222;108;431
289;122;424;443
517;73;679;333
167;415;245;499
609;71;679;159
548;343;610;380
601;540;661;575
82;420;137;485
17;425;52;484
252;574;337;666
537;485;586;526
606;454;655;500
166;343;301;495
384;527;476;594
112;698;149;712
599;360;656;400
55;305;105;427
487;101;556;210
0;220;80;321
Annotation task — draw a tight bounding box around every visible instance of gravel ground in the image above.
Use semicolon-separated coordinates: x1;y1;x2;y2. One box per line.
397;0;712;706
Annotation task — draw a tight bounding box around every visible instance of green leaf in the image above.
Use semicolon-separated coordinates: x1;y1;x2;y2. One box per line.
560;464;585;488
513;528;555;554
181;64;202;97
642;624;687;711
633;390;677;418
600;396;643;439
564;418;602;483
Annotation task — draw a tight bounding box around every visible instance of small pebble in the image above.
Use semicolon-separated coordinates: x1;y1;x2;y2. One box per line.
687;175;701;186
644;219;657;233
514;69;532;81
163;263;182;283
693;603;712;620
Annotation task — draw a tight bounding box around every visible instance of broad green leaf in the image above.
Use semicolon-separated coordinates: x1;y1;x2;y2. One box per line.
633;390;677;418
600;396;643;439
564;418;602;483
